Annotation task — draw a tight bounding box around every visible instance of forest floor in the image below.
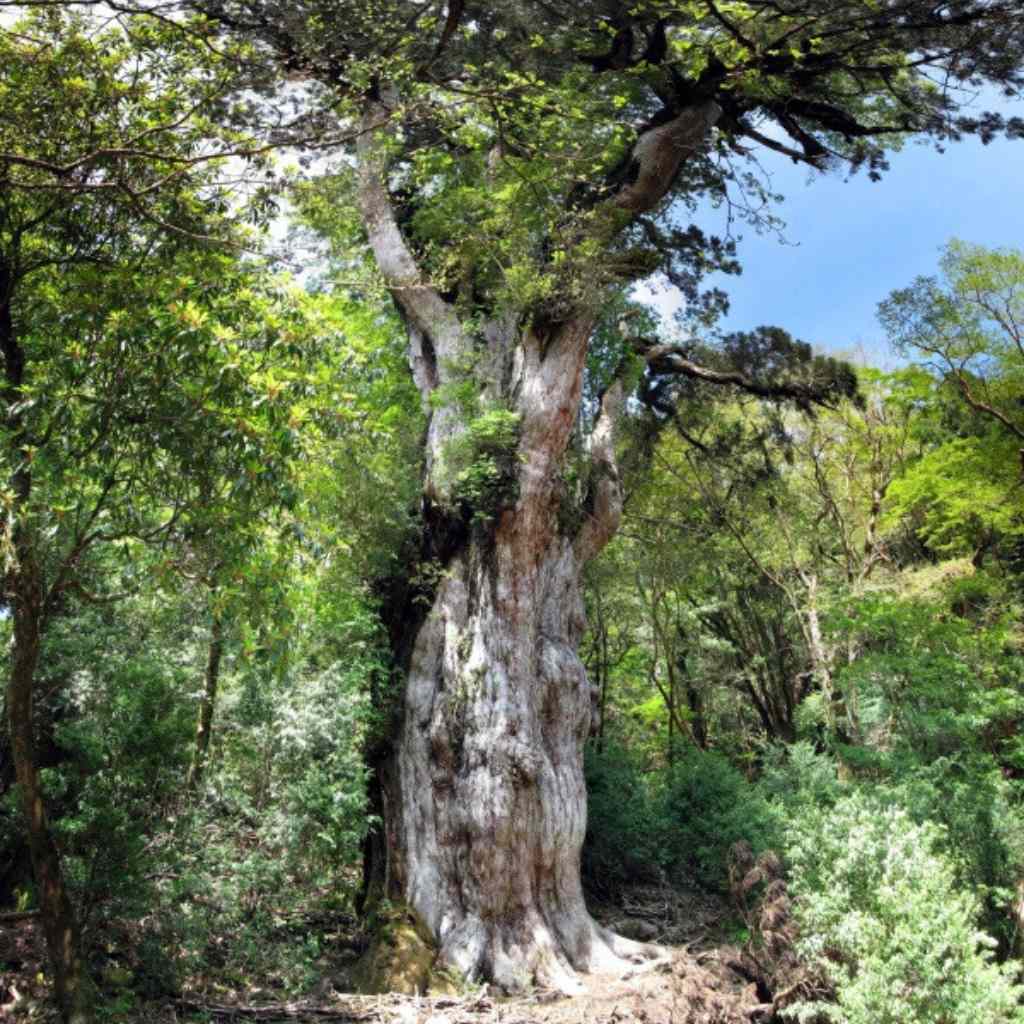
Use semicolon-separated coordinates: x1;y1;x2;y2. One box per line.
1;887;777;1024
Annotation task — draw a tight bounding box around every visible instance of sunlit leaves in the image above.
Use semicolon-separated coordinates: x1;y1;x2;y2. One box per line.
879;242;1024;555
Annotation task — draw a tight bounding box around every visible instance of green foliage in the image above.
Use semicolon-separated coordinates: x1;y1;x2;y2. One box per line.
759;741;843;814
832;590;1024;764
656;748;780;892
287;291;424;583
784;794;1024;1024
579;242;1024;1024
55;657;192;920
583;743;665;893
22;592;193;929
50;566;385;998
885;434;1022;555
219;657;373;876
439;408;522;521
876;758;1024;941
762;740;1024;949
821;588;1024;940
584;742;780;894
880;242;1024;557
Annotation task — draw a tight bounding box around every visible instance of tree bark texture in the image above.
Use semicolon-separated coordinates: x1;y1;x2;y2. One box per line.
0;713;33;907
355;95;718;990
186;608;224;792
6;561;93;1024
390;523;618;989
370;318;641;991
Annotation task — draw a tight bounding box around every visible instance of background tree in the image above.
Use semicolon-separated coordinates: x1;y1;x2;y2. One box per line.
880;241;1024;564
0;11;322;1019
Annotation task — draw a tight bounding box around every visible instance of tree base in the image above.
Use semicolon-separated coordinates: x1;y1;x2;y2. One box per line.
350;903;662;998
350;905;461;996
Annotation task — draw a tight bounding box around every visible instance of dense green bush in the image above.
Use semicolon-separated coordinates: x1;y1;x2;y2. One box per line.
231;657;371;876
584;743;780;894
583;742;664;893
656;747;780;892
784;794;1024;1024
876;756;1024;945
586;734;1024;1024
759;741;842;813
49;649;193;924
144;628;378;994
832;592;1024;765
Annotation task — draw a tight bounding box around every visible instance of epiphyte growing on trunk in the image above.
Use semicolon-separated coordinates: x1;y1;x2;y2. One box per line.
437;407;522;523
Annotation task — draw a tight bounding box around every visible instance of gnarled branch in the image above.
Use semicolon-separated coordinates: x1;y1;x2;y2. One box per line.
633;334;857;412
575;379;624;563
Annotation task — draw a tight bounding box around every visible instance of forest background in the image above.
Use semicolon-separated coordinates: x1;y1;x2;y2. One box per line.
1;2;1024;1024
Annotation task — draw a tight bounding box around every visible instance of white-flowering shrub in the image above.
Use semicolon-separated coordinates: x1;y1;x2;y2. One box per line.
784;794;1024;1024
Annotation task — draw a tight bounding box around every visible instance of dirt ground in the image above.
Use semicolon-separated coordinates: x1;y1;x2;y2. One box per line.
166;952;768;1024
1;887;780;1023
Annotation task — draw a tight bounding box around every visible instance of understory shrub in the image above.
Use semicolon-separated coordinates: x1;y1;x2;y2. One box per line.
145;654;374;994
584;743;780;894
587;734;1024;1023
876;756;1024;946
583;742;663;893
656;747;780;891
783;793;1024;1024
759;742;843;814
52;653;193;925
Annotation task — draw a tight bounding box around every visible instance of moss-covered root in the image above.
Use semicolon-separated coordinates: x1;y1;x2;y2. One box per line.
351;905;461;996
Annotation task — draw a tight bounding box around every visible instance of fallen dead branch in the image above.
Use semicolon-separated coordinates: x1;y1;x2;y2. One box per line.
174;994;513;1023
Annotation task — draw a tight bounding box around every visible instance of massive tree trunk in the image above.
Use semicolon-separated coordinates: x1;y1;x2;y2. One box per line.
355;94;717;990
372;317;636;991
386;514;621;989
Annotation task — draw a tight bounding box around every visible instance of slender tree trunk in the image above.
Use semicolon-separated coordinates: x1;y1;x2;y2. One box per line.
685;678;708;749
1013;879;1024;959
2;264;92;1024
588;591;610;752
0;711;32;906
675;645;708;751
6;560;93;1024
803;574;839;734
665;650;676;764
859;482;887;582
186;606;224;792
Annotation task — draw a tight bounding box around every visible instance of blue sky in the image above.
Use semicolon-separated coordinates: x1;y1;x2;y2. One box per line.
643;108;1024;366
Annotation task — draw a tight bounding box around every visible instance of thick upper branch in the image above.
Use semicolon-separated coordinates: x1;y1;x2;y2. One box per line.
612;101;723;218
354;96;468;401
636;338;848;410
575;380;624;564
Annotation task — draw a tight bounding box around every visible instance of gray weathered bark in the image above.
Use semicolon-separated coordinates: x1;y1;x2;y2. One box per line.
369;316;641;990
393;520;632;990
355;92;718;989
